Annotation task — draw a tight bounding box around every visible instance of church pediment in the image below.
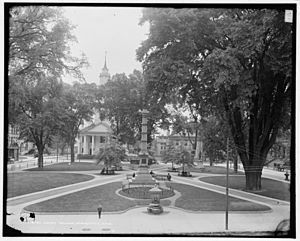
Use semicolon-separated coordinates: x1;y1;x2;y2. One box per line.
79;122;113;135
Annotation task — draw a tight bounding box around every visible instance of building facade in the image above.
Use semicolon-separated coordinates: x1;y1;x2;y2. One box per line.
7;125;20;162
76;54;114;157
77;121;115;156
7;125;34;161
153;134;203;163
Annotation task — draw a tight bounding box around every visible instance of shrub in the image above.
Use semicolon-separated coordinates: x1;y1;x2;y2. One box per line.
77;154;96;159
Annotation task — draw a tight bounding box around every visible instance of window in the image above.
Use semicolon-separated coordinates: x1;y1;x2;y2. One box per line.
82;136;84;143
100;136;106;143
90;136;93;143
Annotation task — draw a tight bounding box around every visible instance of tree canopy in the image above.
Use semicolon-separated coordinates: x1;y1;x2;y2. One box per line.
93;70;169;145
57;82;95;162
8;6;88;167
9;6;87;82
137;8;293;190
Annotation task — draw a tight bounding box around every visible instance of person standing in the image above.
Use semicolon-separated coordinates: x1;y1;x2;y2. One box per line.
97;204;103;219
167;173;171;181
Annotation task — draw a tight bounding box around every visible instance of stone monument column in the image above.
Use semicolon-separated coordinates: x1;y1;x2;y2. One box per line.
139;109;149;167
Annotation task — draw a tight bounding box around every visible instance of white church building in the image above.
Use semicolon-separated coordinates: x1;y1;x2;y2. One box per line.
76;54;114;157
77;121;115;155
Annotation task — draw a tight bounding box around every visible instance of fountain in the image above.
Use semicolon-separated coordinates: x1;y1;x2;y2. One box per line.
147;185;163;214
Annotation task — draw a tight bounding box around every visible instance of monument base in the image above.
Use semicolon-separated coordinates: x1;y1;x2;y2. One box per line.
139;153;149;167
147;203;163;214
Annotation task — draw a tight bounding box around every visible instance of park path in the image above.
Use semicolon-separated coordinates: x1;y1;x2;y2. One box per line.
6;165;290;234
7;165;167;208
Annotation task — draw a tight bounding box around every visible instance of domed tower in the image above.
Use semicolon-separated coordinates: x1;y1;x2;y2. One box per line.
99;52;110;85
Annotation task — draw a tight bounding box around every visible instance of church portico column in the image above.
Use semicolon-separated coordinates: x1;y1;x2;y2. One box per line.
84;135;88;154
77;135;81;154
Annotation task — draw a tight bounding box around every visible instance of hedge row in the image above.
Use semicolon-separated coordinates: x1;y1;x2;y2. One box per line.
77;154;96;159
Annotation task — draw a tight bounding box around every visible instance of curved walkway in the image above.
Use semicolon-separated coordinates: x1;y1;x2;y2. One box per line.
6;166;290;234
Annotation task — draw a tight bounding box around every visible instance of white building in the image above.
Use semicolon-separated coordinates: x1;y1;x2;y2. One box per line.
76;55;114;157
77;121;115;155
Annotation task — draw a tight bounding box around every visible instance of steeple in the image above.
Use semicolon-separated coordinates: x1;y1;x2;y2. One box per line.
103;51;108;71
99;51;110;85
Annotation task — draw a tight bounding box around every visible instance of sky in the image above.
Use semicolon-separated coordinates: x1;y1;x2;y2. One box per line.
62;7;149;84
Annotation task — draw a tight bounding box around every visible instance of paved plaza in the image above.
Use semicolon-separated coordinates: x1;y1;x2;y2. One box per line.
6;161;290;235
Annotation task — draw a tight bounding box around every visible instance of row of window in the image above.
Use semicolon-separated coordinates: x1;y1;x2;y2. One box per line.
9;126;19;135
159;141;190;149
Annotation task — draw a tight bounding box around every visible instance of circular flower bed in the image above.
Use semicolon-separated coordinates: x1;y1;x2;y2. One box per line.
119;186;175;200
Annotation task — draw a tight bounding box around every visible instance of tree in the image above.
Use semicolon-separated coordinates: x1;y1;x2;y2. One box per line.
94;70;169;146
95;142;126;172
161;144;180;169
202;116;238;170
50;134;68;156
9;6;87;82
168;109;203;159
202;117;227;166
177;148;194;174
101;71;144;144
137;8;293;190
11;76;63;168
58;82;95;163
8;6;88;167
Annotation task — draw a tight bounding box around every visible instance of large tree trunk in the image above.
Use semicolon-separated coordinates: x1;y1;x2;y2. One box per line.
244;167;263;191
38;154;43;168
37;146;44;168
233;154;238;173
70;141;75;163
209;158;213;166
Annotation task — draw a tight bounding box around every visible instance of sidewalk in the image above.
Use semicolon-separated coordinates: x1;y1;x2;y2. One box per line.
7;205;288;234
214;163;290;183
7;155;70;172
6;165;290;234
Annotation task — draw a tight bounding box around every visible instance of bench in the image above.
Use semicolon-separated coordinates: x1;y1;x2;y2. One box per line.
274;163;285;172
126;174;133;179
178;171;192;177
100;168;115;175
167;167;178;172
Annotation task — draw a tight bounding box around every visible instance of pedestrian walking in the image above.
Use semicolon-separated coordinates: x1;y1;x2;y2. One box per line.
97;204;103;219
167;173;171;181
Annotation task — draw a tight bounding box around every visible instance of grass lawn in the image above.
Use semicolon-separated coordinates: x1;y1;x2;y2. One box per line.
120;186;175;199
7;172;94;198
26;162;101;171
25;181;172;213
191;166;244;174
166;182;270;211
165;165;243;175
24;181;269;213
200;176;290;202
